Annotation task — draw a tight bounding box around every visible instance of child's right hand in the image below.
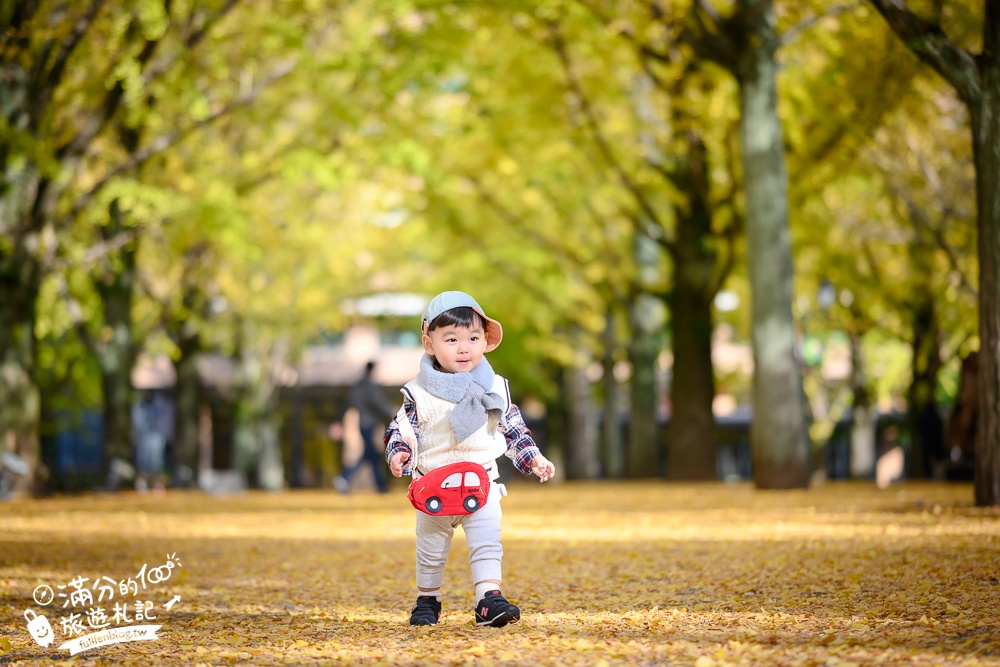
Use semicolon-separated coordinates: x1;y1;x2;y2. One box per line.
389;451;410;477
530;454;556;482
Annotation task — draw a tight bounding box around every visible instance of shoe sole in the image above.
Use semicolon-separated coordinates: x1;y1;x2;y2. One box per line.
476;612;518;628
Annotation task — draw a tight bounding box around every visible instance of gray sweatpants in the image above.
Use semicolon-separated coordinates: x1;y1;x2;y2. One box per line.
415;482;503;591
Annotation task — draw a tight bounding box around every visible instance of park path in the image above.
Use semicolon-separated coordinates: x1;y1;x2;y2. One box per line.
1;481;998;666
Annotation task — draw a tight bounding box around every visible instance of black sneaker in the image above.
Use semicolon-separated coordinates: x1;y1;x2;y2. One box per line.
474;590;520;627
409;596;441;626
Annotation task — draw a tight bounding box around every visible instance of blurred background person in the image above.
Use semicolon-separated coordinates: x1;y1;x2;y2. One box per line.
132;390;168;493
333;361;396;494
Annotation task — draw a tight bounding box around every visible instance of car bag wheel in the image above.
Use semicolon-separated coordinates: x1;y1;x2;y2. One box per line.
463;496;480;513
426;497;442;513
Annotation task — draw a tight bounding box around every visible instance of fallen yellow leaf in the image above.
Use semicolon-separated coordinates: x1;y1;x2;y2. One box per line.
0;482;994;667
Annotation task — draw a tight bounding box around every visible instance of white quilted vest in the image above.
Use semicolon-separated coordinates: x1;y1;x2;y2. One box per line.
401;375;510;480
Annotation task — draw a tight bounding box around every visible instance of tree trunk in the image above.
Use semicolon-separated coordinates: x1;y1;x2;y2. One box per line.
172;332;201;485
565;349;599;480
99;357;133;469
96;200;138;470
736;0;810;489
848;331;876;478
256;417;284;491
972;63;1000;505
627;292;661;477
286;390;305;487
944;351;978;461
666;131;718;481
0;282;40;495
0;158;44;492
602;309;624;478
906;297;942;479
233;335;288;490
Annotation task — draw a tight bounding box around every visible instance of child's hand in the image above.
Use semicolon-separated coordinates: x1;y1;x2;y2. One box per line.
530;455;555;483
389;450;410;478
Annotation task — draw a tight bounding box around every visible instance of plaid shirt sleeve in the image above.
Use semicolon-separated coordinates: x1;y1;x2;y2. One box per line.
384;391;418;476
503;402;541;475
386;393;541;476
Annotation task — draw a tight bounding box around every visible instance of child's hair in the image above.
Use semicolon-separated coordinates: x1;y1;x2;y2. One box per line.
426;306;486;332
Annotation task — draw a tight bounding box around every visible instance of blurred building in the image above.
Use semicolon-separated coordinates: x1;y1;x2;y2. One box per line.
45;293;428;491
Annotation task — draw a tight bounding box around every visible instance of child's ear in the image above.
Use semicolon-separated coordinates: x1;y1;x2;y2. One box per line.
422;333;434;355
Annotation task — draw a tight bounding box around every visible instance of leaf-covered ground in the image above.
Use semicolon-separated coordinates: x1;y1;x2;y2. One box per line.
1;481;998;666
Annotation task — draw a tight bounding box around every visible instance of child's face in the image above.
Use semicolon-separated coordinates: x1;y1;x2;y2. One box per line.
422;323;488;374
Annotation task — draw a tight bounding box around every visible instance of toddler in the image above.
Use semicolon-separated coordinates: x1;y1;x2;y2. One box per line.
384;291;555;627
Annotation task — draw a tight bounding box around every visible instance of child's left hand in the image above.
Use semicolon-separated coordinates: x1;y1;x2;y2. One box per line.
530;455;555;483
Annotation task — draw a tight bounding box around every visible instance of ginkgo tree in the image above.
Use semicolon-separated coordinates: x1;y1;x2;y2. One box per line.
774;3;967;480
793;78;978;481
1;0;252;488
867;0;1000;505
105;1;415;487
326;4;610;435
353;0;749;480
0;0;392;489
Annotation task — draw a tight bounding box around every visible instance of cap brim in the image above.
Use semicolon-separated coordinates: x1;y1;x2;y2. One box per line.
481;315;503;353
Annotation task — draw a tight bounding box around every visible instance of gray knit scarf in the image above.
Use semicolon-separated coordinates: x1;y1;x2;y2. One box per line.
417;354;505;443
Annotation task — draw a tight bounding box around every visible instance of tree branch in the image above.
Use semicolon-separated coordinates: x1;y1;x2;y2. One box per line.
547;18;666;237
43;0;108;103
58;57;298;231
469;176;592;275
574;0;676;65
55;0;242;164
680;0;739;70
858;240;910;339
54;274;99;356
709;131;743;296
867;0;981;105
888;180;977;301
985;2;999;60
142;0;242;85
579;198;630;303
56;5;167;161
48;227;141;273
780;2;863;47
437;196;593;328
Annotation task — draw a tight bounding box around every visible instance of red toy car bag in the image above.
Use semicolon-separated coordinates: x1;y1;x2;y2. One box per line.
393;403;492;516
407;461;490;516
